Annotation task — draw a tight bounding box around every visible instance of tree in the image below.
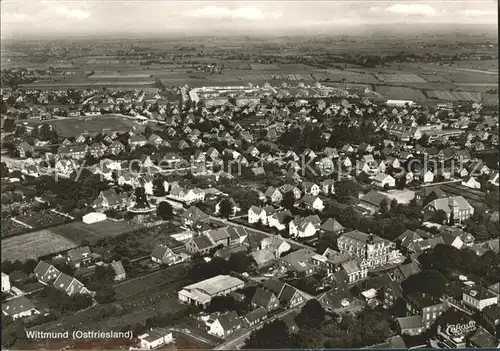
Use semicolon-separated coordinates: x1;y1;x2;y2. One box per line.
401;269;448;297
227;251;252;273
144;125;153;139
417;114;428;126
2;118;15;133
244;320;290;349
153;177;166;196
157;201;173;220
219;198;233;219
281;191;296;211
379;198;389;213
418;133;430;146
295;299;326;329
431;210;448;225
335;179;360;204
95;285;116;304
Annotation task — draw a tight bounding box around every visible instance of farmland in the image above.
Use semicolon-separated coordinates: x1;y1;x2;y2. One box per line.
426;90;482;102
374;73;427;83
49;220;143;245
2;230;78;262
15;209;73;229
373;85;427;101
1;219;30;238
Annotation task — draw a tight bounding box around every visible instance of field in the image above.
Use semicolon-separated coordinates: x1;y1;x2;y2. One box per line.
373;85;427;100
49;220;143;244
426;90;482;102
44;115;143;138
2;230;78;262
1;219;30;237
15;209;72;229
374;73;427;83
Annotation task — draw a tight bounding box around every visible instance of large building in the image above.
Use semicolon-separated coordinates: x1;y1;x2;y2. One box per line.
178;275;245;308
424;196;475;224
337;230;399;269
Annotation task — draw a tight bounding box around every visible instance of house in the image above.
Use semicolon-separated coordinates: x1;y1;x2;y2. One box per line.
53;273;89;296
33;261;61;284
321;179;335;195
248;206;267;225
208;311;242;339
89;142;107;158
319;218;345;236
262;279;306;308
383;280;404;309
423;170;435;184
280;248;315;276
406;292;448;328
17;142;34;158
129;134;148;149
57;143;88;160
317;287;354;312
424;196;475;224
55;159;77;176
301;182;320;196
299;194;324;211
337;231;399;269
371;174;395;188
415;186;446;206
2;296;39;320
279;184;302;200
268;210;292;231
341;259;368;284
107;140;125;155
358;190;390;215
185;235;217;255
488;171;499;187
251;287;280;311
67;246;93;269
242;307;267;328
93;189;130;210
392;262;421;281
482;304;499;335
138;328;173;350
206;227;232;247
397;316;424;336
462;176;481;189
264;187;283;203
462;286;498;311
180;206;209;228
151;245;185;266
1;272;11;292
111;260;126;281
288;215;321;238
259;235;291;258
468;326;498;349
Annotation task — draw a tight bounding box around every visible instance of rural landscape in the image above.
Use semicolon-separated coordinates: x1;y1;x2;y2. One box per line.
1;1;499;350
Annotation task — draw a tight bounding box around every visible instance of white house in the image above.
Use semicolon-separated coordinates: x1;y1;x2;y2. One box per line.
423;170;435;184
248;206;267;225
289;215;322;238
462;286;498;311
372;174;396;188
462;176;481;189
300;195;325;212
138;328;173;349
208;311;242;339
1;272;11;292
268;210;292;231
55;159;76;176
302;182;321;197
2;296;39;320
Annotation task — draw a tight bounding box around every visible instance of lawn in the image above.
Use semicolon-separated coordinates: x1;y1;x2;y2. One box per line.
2;230;78;262
50;220;143;244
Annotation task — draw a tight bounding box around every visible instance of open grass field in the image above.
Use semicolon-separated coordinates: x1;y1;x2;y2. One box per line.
374;85;427;100
2;230;78;262
426;90;482;102
44;115;142;138
482;93;498;105
374;73;427;83
49;220;143;244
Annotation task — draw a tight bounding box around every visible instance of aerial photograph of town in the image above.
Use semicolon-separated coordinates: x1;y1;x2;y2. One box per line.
0;0;498;350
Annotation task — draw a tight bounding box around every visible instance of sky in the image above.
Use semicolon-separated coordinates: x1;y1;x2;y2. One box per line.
1;0;498;39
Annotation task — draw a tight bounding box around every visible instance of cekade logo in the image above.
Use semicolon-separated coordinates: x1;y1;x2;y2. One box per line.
446;321;476;336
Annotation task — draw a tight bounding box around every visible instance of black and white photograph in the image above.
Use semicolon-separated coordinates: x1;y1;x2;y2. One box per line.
0;0;498;349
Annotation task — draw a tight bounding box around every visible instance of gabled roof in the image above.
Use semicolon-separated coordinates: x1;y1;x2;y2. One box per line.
397;316;423;330
251;287;277;307
2;296;36;316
